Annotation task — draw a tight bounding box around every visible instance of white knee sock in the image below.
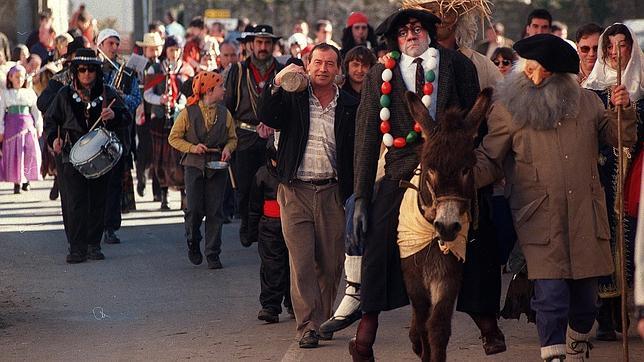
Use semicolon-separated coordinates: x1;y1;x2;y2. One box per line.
331;255;361;319
566;327;592;361
540;344;566;361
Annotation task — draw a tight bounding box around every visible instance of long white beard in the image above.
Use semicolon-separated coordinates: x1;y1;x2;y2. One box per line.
496;71;581;130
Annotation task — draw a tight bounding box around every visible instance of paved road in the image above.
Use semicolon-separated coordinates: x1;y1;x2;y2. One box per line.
0;178;642;361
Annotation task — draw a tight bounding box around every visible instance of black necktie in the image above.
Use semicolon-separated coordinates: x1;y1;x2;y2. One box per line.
414;58;424;97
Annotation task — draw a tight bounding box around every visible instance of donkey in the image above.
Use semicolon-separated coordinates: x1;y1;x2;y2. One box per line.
399;88;493;362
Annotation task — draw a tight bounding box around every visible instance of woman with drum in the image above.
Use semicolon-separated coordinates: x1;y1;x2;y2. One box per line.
43;48;131;264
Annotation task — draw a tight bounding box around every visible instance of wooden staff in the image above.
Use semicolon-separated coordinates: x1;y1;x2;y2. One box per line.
90;99;117;131
616;42;629;362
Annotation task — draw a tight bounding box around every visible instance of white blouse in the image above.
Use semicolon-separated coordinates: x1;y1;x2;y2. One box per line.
0;88;42;135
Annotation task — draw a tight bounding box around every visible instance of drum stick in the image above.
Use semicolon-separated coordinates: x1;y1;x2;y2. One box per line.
90;99;117;131
228;166;237;190
206;148;221;153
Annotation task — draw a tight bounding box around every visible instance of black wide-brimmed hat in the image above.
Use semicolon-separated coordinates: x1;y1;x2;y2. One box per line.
375;8;441;37
246;25;281;41
71;48;102;67
236;25;255;42
513;34;579;74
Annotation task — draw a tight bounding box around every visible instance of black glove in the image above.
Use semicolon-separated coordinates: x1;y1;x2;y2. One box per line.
352;197;368;243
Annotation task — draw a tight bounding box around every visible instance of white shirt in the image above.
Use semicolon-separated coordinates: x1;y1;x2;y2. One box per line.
296;85;339;181
400;47;440;120
0;88;42;135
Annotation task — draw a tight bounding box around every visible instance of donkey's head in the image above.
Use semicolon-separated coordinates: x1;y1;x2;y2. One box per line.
405;88;493;241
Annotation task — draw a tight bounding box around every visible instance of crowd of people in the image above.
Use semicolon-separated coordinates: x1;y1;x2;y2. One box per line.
0;1;642;361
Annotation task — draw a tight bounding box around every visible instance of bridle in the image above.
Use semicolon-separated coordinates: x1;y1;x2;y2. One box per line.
400;165;477;244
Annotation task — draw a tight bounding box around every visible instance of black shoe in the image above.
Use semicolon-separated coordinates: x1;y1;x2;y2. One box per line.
187;241;203;265
318;330;333;340
102;229;121;244
136;182;145;197
87;245;105;260
207;256;223;269
320;309;362;334
240;233;252;248
153;194;162;202
258;308;279;323
223;216;231;224
21;182;30;191
49;180;59;200
160;189;170;210
481;328;507;355
66;252;87;264
13;184;21;194
298;330;319;348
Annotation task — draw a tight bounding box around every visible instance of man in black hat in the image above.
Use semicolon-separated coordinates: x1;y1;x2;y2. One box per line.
37;35;88;239
350;8;479;360
473;34;636;362
224;25;284;247
43;48;131;263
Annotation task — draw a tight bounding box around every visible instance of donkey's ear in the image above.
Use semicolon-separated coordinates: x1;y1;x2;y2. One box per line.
464;87;494;135
404;91;436;134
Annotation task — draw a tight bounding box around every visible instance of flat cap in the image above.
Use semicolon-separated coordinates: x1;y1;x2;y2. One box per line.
513;34;579;74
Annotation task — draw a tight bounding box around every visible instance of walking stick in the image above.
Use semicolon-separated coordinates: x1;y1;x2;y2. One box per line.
616;42;629;362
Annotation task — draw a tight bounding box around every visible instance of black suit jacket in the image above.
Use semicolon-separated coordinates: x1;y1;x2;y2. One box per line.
353;46;480;201
257;84;359;202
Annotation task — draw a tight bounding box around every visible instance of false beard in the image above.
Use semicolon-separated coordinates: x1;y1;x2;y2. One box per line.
495;71;580;130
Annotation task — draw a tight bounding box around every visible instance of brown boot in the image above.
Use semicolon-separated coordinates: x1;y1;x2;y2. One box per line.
348;312;378;362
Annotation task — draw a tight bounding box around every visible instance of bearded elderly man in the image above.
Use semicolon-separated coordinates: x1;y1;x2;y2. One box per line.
474;34;636;362
350;8;479;361
258;43;359;348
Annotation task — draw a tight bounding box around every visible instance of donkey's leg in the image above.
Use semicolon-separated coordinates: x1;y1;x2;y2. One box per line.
401;256;432;360
427;258;462;362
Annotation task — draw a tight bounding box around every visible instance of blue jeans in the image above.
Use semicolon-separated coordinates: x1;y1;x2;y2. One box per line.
344;194;363;256
531;278;599;346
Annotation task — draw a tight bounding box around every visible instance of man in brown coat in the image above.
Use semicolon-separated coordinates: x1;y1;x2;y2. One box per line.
474;34;636;362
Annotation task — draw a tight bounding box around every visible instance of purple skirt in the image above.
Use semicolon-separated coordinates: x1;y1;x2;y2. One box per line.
1;113;42;184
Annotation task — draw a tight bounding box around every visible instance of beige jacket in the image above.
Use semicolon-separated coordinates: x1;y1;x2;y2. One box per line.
460;47;503;90
474;89;637;279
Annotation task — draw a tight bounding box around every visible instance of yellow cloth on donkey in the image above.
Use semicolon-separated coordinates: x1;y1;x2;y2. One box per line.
397;173;469;261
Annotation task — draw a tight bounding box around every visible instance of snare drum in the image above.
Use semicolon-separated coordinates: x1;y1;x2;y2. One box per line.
69;127;123;179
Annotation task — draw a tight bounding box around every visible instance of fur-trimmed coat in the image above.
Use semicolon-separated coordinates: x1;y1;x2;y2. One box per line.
474;73;637;280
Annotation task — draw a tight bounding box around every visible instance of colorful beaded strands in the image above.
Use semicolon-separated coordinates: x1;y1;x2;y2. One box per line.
379;48;438;148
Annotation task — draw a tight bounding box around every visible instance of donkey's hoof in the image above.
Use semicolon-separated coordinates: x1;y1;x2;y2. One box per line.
409;332;422;356
481;328;507;355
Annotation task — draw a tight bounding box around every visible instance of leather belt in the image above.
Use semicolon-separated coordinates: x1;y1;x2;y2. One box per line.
295;178;337;186
238;122;257;132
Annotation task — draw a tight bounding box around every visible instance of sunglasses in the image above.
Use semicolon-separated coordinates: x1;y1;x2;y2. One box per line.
493;59;512;66
579;45;598;54
397;25;424;38
77;66;97;73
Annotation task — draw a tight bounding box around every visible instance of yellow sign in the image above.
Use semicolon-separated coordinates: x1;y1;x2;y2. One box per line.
204;9;231;19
